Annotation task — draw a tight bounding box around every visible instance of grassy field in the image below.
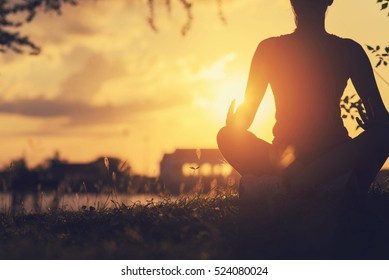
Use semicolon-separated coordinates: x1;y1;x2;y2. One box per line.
1;183;389;260
0;192;239;259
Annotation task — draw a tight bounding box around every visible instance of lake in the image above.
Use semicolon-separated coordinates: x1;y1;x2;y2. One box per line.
0;192;168;213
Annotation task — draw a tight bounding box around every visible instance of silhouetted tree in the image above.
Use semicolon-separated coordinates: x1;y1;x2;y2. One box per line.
367;1;389;67
377;0;389;15
0;0;77;54
367;44;389;68
341;1;388;128
146;0;226;35
0;0;225;54
9;158;40;213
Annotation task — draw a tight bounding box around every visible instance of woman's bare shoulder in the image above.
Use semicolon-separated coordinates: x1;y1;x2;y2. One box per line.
331;35;365;55
259;34;292;44
256;34;292;52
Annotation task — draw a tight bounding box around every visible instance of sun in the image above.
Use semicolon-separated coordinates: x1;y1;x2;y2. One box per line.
211;74;247;124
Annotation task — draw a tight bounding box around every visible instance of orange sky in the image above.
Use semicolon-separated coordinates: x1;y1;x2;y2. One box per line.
0;0;388;175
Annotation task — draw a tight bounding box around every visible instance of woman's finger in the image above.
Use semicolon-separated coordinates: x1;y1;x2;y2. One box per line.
227;99;236;117
226;99;236;126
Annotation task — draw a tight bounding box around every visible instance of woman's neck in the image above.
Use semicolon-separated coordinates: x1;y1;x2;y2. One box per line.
295;22;328;36
295;16;327;35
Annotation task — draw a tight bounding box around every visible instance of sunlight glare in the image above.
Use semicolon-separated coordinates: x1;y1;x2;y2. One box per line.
211;76;276;143
211;74;246;123
251;86;276;143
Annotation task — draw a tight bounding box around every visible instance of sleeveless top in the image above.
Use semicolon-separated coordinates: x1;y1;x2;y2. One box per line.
262;33;351;161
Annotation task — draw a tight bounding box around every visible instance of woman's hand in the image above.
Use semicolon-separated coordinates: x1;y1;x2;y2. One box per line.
226;99;237;127
225;99;252;130
225;99;247;129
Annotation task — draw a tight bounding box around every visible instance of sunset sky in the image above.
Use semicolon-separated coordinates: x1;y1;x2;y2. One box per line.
0;0;388;175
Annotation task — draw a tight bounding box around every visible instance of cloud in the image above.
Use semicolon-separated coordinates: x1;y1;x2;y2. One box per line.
0;92;192;126
0;97;83;117
58;51;127;102
197;52;236;80
0;41;201;130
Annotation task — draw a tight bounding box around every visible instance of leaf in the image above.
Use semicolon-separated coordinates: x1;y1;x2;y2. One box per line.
376;59;382;67
384;61;388;66
366;45;374;51
382;2;388;10
376;45;381;51
341;115;348;119
385;47;389;53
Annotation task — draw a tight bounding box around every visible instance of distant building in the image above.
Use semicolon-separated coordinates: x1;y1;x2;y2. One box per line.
159;149;239;194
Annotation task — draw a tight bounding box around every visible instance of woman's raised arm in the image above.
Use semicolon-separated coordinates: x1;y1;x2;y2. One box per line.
226;40;270;130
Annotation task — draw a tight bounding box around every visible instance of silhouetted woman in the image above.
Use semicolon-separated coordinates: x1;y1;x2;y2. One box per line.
217;0;389;192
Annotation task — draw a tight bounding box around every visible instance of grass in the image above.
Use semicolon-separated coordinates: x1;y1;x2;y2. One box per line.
1;181;389;260
0;192;239;259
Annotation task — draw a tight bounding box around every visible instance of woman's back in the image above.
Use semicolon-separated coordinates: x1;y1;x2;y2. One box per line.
261;32;353;161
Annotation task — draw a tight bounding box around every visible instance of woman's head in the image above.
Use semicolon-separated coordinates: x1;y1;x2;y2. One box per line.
290;0;334;27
